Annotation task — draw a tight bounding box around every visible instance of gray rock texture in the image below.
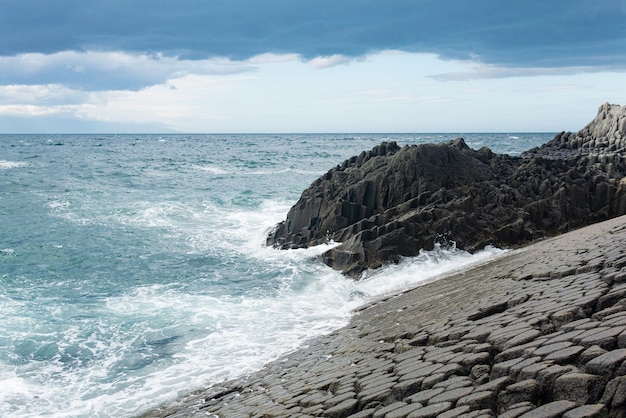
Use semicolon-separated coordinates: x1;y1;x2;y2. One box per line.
267;103;626;277
144;214;626;418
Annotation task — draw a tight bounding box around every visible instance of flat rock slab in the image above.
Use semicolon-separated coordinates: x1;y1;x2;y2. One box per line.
585;348;626;377
517;400;578;417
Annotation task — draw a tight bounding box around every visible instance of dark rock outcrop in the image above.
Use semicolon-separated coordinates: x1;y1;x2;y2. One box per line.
267;103;626;277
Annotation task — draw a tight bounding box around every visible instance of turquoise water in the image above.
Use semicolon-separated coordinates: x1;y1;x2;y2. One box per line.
0;133;552;417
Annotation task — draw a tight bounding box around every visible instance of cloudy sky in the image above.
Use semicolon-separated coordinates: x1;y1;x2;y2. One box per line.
1;0;625;133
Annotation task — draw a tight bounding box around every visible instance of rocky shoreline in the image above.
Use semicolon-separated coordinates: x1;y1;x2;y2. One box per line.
143;104;626;417
267;103;626;277
144;214;626;417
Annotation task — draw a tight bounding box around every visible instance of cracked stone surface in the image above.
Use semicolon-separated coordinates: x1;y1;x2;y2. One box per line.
143;215;626;418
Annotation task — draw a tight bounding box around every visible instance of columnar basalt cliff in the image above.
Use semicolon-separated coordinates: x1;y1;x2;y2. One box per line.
267;103;626;277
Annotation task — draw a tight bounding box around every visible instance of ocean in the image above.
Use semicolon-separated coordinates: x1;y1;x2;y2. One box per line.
0;133;553;417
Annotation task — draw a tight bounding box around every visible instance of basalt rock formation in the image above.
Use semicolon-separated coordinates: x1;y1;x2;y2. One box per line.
267;103;626;277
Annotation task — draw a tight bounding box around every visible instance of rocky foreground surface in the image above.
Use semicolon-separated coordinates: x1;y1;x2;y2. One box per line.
146;214;626;417
267;103;626;277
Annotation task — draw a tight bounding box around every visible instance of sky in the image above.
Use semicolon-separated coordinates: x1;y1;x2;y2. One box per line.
1;0;626;133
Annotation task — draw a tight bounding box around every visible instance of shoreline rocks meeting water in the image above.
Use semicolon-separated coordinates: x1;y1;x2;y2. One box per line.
145;104;626;417
146;214;626;418
267;103;626;278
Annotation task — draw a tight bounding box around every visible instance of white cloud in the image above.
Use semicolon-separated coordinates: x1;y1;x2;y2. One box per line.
0;51;259;91
307;54;355;69
430;62;626;81
0;50;625;133
0;84;88;105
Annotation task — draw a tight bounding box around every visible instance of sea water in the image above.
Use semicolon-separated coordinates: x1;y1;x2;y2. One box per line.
0;133;552;417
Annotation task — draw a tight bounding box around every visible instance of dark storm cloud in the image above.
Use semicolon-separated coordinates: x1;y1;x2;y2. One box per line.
2;0;625;65
0;0;625;92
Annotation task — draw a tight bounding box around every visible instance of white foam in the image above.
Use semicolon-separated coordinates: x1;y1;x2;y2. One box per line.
354;244;506;299
192;165;229;175
0;160;27;169
4;196;507;417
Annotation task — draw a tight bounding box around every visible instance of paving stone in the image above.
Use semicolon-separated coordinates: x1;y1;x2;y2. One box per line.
382;402;425;418
436;363;464;378
394;347;426;362
324;398;359;418
618;329;626;349
544;345;585;364
592;305;626;321
599;376;626;405
497;379;539;412
502;329;543;351
406;401;452;418
542;329;586;346
585;348;626;378
462;408;496;417
491;357;525;379
301;403;325;415
562;319;594;332
562;403;609;418
536;364;578;394
517;400;578;417
553;372;605;404
533;341;574;357
357;379;396;398
463;325;498;342
601;311;626;326
392;378;423;399
357;373;397;391
405;387;445;405
462;352;492;373
498;402;536;418
470;342;495;354
597;286;626;311
406;333;429;346
612;377;626;407
432;376;473;390
489;324;536;346
456;390;494;410
509;357;542;380
551;307;585;328
358;386;395;408
371;401;407;418
427;386;474;405
471;364;491;383
579;345;608;363
398;363;444;381
346;408;376;418
435;405;472;418
324;391;357;408
495;339;546;362
299;390;333;407
474;375;513;393
517;361;555;381
420;373;447;390
577;326;626;349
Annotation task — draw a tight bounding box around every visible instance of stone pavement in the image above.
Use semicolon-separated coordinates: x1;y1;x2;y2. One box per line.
144;215;626;418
